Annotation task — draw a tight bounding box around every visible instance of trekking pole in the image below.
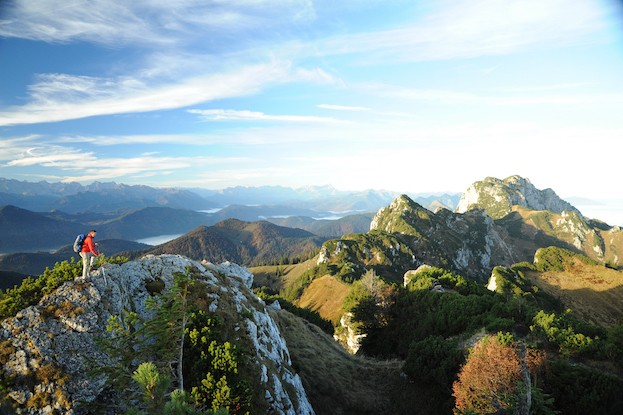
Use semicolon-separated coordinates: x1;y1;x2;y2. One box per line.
98;251;108;286
102;265;108;286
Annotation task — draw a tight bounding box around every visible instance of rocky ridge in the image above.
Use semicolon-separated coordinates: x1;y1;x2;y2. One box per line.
316;186;622;283
365;194;515;280
0;255;314;415
455;175;579;219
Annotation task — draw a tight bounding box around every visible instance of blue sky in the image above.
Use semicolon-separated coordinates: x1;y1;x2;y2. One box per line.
1;0;623;205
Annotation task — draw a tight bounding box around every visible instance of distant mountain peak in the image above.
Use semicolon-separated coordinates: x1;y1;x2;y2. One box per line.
369;194;433;236
456;175;579;219
143;219;324;266
503;174;531;186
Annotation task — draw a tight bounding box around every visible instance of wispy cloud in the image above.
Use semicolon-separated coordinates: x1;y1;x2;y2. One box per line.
0;134;250;182
0;63;290;126
312;0;610;63
0;1;160;45
0;135;44;161
0;0;611;128
3;0;607;60
317;104;371;111
360;83;623;107
1;139;97;171
57;126;352;146
0;0;316;46
55;155;249;185
188;109;341;123
55;155;219;183
6;150;95;168
5;148;248;184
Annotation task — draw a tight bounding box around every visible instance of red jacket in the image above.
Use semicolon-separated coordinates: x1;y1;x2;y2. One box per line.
81;235;99;256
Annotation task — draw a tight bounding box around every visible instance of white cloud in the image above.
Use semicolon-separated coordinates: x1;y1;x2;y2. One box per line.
7;150;94;168
292;67;340;85
58;134;225;146
0;135;44;161
358;82;623;107
58;126;351;146
188;109;341;123
0;134;250;182
4;0;607;59
312;0;610;63
1;0;614;128
0;0;316;46
1;139;98;173
317;104;371;111
0;62;290;126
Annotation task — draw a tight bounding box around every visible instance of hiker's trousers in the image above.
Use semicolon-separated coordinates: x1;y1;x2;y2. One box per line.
79;252;96;279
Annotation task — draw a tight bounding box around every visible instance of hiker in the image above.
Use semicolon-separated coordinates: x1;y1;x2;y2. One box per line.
79;229;100;279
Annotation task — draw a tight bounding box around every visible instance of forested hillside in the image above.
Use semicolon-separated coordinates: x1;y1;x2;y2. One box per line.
141;219;325;266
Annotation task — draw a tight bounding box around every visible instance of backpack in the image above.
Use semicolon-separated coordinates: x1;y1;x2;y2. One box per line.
73;234;86;253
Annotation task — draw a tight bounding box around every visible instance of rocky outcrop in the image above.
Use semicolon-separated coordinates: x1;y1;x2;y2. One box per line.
456;175;579;220
0;255;314;415
367;195;516;280
333;312;366;354
318;188;623;283
403;265;434;287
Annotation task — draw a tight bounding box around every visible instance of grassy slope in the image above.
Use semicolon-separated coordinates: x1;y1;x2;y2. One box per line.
296;275;351;324
512;206;623;266
251;258;351;324
249;258;317;292
272;309;439;415
526;259;623;327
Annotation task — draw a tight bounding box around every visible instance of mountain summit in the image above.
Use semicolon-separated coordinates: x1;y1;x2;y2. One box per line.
456;175;579;219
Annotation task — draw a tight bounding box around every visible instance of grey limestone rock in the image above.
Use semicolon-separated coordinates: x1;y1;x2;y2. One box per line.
1;254;315;415
456;175;579;219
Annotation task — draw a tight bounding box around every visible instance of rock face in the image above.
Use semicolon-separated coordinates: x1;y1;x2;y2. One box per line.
368;194;516;280
333;312;366;354
0;255;315;415
456;175;579;220
317;190;623;283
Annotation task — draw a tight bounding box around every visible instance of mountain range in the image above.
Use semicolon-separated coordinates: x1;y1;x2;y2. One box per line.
266;213;374;237
0;178;459;215
0;207;360;282
0;177;457;281
2;174;621;286
2;175;623;414
0;179;215;213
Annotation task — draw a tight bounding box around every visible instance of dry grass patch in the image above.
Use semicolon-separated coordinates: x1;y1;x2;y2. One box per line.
296;275;350;324
272;309;429;415
250;258;317;293
527;260;623;327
